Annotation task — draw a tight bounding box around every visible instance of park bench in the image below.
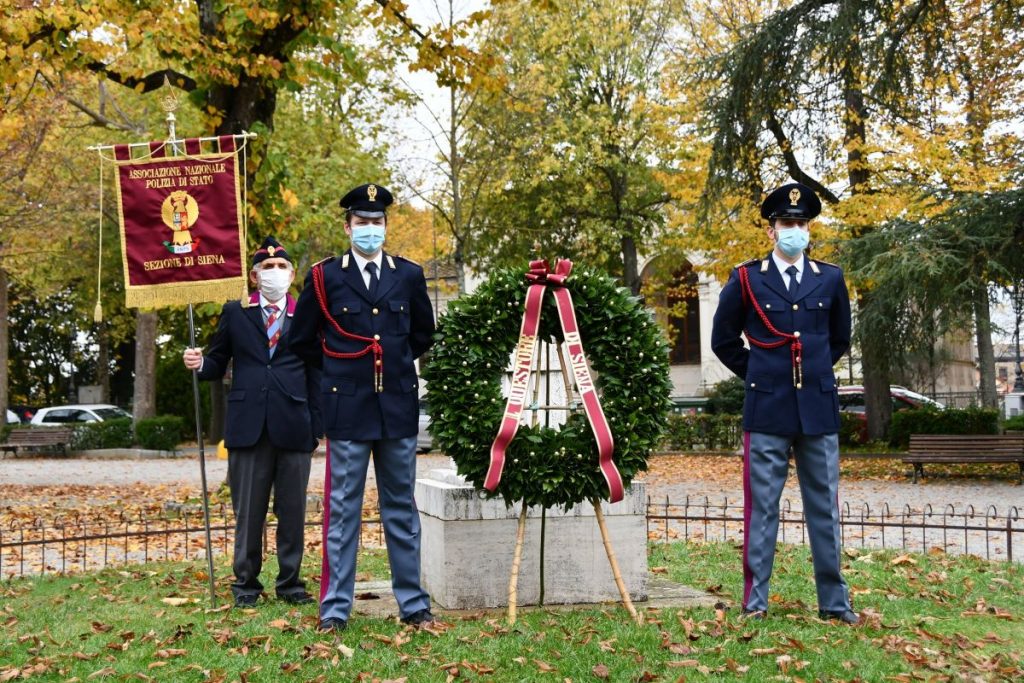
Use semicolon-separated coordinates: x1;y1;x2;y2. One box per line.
904;434;1024;484
0;427;76;457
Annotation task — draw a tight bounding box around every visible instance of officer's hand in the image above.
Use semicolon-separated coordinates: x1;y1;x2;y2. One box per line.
183;348;203;370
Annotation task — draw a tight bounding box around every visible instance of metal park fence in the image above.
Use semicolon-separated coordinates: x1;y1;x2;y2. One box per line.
646;496;1022;563
0;499;385;580
2;496;1020;579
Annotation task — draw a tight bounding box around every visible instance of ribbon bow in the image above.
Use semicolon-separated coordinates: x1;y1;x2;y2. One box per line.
525;258;573;286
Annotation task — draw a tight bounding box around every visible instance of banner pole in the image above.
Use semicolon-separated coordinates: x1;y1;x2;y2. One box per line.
161;81;217;607
189;302;218;608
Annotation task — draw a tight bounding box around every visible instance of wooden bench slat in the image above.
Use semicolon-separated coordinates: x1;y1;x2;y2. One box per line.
904;434;1024;483
0;428;75;456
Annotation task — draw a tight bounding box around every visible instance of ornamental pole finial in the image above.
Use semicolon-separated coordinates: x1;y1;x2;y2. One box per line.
160;75;179;142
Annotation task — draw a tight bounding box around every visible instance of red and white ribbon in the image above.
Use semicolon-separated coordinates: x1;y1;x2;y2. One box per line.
484;259;624;503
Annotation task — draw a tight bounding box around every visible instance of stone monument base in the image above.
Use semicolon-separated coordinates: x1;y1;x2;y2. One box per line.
416;469;647;609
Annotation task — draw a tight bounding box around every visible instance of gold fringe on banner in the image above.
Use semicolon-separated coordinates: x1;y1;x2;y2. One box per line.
125;277;248;309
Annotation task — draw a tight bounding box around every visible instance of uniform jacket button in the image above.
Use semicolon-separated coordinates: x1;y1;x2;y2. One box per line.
750;382;756;388
373;307;379;315
343;307;348;313
332;387;337;392
818;301;823;307
765;304;771;309
373;334;381;340
792;304;799;310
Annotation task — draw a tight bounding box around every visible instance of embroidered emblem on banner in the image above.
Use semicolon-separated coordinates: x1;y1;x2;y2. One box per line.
161;190;200;254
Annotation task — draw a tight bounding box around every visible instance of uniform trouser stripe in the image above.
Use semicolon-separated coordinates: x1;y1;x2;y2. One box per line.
319;453;332;604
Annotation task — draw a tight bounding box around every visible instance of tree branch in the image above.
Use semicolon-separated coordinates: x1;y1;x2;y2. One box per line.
86;64;197;93
765;112;840;203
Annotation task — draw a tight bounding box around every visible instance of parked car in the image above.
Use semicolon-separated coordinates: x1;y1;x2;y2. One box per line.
30;404;132;426
417;402;435;454
5;409;19;424
837;385;944;441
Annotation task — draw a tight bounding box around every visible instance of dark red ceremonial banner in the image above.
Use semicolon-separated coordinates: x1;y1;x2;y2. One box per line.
113;137;247;308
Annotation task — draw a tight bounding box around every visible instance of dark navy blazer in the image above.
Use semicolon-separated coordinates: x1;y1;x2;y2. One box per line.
197;294;323;451
711;254;852;436
290;250;435;441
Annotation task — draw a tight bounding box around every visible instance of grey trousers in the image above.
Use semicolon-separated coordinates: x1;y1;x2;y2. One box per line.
228;430;312;599
742;431;851;613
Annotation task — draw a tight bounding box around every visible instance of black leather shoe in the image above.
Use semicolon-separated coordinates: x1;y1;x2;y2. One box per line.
400;609;435;627
318;617;347;632
279;591;315;605
234;594;259;608
742;609;767;621
819;609;859;625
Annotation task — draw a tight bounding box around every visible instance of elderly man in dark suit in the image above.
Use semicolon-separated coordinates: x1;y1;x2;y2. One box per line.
291;183;435;633
183;236;322;607
711;182;857;625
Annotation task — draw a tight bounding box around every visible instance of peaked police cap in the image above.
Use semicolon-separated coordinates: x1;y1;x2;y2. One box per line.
339;183;394;218
760;182;822;221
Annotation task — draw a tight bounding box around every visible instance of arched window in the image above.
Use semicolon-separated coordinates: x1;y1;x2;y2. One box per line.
641;258;702;366
667;262;701;364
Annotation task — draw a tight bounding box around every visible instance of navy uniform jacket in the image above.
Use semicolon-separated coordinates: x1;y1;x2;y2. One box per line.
711;254;852;436
290;250;435;441
197;295;323;451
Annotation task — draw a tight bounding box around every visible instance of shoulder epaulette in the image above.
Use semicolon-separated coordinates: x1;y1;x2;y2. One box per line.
385;253;397;270
811;258;840;269
734;258;759;269
311;255;336;269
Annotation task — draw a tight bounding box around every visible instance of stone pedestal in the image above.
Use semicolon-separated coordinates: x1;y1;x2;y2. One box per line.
416;469;647;609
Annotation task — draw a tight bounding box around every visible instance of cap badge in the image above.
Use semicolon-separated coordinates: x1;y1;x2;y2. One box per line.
267;246;276;256
789;188;801;206
367;184;378;202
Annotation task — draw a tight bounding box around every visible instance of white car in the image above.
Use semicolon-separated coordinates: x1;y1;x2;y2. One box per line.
30;404;132;426
5;409;19;424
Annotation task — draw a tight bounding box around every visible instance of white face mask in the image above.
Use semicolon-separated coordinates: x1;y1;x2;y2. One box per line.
258;268;292;301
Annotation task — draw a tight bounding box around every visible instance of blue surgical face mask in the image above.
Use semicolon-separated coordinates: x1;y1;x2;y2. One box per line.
351;224;386;254
776;227;809;258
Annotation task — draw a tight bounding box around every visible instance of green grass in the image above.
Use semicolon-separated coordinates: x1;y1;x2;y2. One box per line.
2;544;1022;681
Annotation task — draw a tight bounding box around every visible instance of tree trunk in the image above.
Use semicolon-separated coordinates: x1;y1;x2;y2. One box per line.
95;321;111;403
0;268;8;422
621;234;640;295
133;310;158;420
842;13;890;441
973;285;998;409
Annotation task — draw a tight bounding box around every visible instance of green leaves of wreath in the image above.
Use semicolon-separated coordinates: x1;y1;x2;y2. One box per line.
422;267;673;508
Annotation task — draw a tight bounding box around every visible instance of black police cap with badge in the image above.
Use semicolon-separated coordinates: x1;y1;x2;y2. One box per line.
760;182;822;221
252;235;292;265
339;183;394;218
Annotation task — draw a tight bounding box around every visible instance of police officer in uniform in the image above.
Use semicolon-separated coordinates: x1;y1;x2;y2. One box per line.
291;183;435;632
183;236;321;607
711;182;858;625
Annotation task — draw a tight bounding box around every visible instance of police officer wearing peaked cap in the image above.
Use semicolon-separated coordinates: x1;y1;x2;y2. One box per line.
711;181;858;625
291;183;436;633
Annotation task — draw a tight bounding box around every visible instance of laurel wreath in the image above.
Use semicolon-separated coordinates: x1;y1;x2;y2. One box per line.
422;266;673;508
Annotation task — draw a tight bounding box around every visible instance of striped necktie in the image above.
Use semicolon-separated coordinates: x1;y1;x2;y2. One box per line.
265;304;282;356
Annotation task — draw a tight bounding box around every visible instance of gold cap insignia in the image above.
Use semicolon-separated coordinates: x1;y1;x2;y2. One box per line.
789;188;801;206
267;246;276;256
367;184;378;202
